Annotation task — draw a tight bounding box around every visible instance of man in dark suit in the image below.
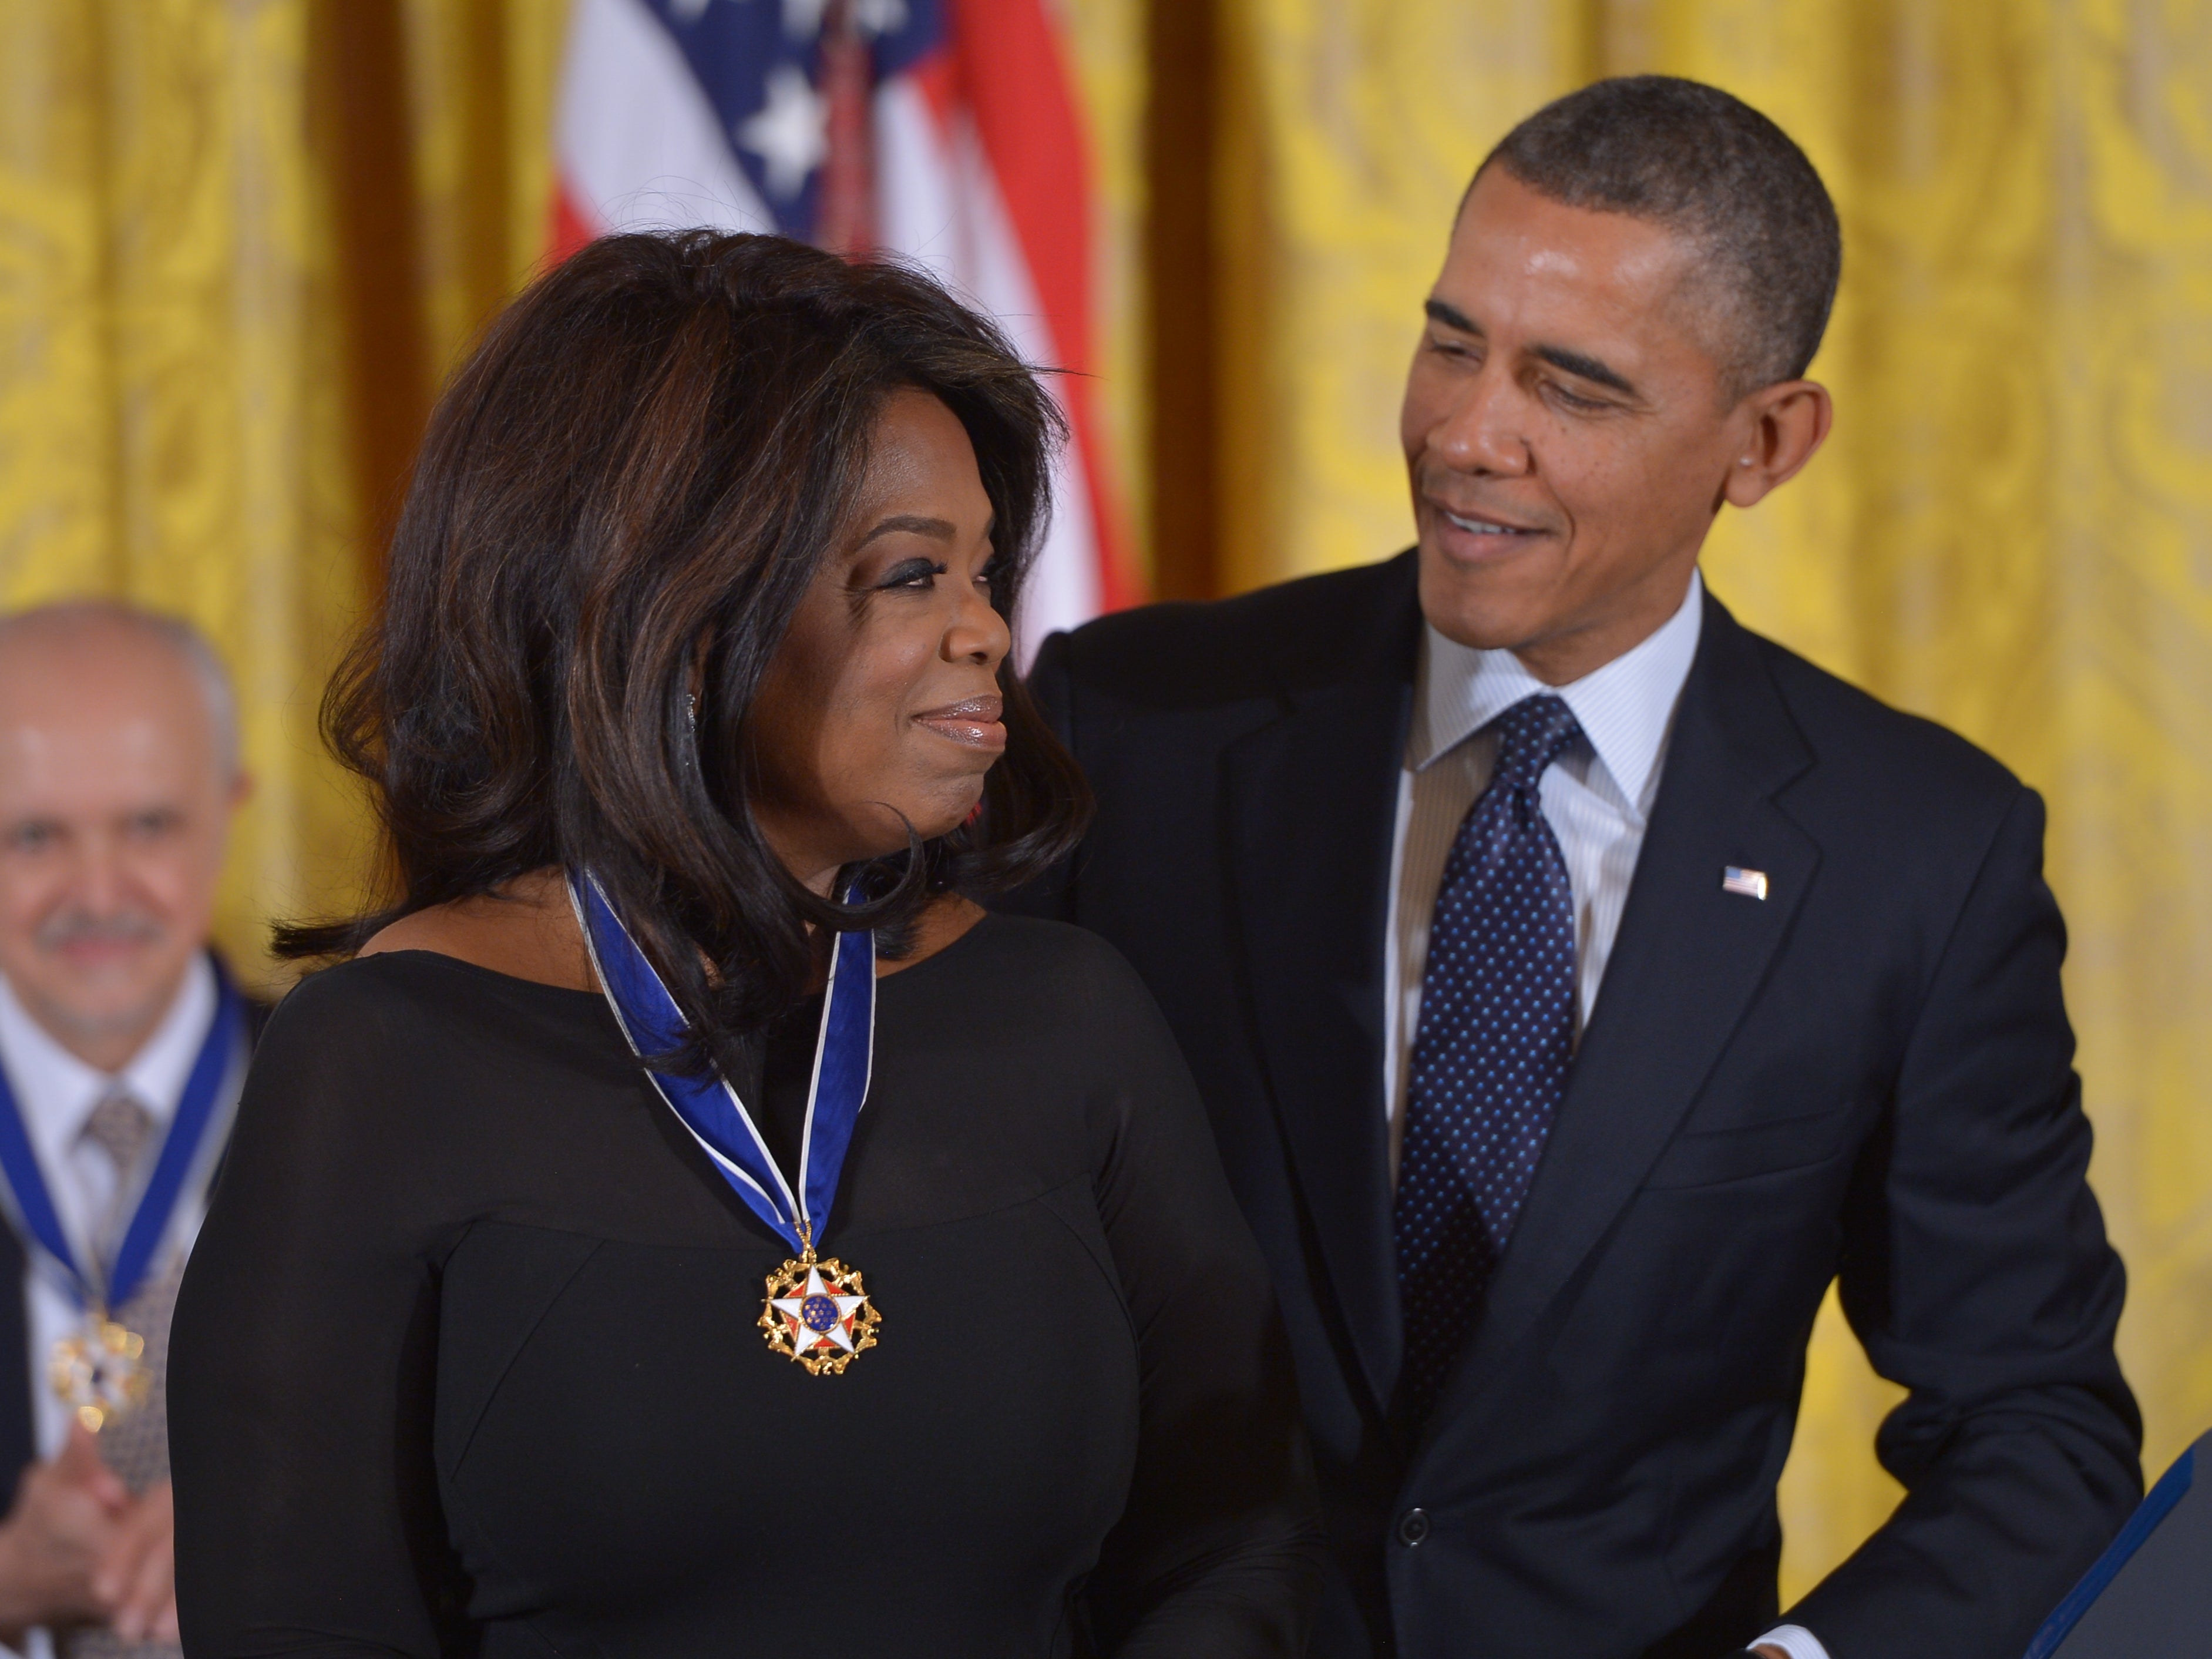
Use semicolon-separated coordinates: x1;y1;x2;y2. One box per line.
1012;78;2139;1659
0;604;258;1657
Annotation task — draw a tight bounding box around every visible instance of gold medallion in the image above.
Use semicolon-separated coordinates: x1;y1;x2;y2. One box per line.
760;1248;880;1376
49;1316;149;1432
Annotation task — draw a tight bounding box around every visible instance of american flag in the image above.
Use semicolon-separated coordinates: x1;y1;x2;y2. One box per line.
1721;867;1769;901
551;0;1137;656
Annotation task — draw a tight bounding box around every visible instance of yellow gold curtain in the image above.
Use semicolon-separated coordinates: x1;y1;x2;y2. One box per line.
0;0;357;988
0;0;563;990
1210;0;2212;1601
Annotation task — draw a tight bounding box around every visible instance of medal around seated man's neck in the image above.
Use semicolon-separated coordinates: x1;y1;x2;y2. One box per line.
570;869;883;1377
50;1315;149;1432
0;953;247;1431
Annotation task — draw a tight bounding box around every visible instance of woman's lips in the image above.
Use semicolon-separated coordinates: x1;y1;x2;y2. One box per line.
914;694;1007;751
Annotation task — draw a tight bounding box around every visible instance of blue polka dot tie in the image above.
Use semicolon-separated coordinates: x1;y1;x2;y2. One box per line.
1394;692;1584;1425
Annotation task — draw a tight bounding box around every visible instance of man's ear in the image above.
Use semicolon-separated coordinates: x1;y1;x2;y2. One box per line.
1723;379;1833;509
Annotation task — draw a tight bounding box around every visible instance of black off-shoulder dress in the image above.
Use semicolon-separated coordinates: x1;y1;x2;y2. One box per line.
168;915;1320;1657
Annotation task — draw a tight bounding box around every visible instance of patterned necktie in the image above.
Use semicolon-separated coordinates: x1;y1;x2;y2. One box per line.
1394;693;1584;1426
65;1089;181;1658
81;1088;155;1264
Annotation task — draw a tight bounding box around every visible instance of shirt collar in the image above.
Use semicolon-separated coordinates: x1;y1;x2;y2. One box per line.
1410;568;1706;818
0;954;217;1173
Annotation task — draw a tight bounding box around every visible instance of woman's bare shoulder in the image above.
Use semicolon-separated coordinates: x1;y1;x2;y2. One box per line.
357;869;596;991
358;879;981;989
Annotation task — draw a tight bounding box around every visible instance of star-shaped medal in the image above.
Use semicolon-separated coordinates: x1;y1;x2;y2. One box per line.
772;1263;865;1352
760;1252;880;1375
49;1316;150;1433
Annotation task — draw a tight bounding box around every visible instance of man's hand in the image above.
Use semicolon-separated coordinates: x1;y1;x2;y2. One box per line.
0;1428;179;1644
0;1423;129;1638
92;1479;176;1643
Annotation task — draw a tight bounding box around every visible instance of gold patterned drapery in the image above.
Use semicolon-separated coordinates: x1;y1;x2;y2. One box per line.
0;0;354;988
5;0;2208;1611
0;0;564;988
1197;0;2212;1603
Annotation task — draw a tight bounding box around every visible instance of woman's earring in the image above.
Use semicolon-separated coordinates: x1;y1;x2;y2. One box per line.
684;693;699;737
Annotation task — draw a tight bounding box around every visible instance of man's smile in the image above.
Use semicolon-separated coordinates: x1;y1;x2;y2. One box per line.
1443;508;1542;538
1428;498;1555;558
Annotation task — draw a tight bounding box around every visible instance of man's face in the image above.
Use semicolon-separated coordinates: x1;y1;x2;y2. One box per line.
0;624;242;1063
1402;167;1780;681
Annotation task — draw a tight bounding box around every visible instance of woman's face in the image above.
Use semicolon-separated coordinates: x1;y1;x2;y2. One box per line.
749;388;1013;892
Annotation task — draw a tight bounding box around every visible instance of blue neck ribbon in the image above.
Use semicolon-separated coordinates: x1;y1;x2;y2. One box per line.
0;953;246;1314
567;868;875;1256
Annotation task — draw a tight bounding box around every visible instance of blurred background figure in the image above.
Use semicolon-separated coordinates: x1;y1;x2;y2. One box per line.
0;607;253;1657
3;0;2212;1615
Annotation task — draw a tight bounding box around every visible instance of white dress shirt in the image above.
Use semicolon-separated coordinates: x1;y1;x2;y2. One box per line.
1377;572;1830;1659
0;959;224;1659
1383;569;1705;1171
0;955;220;1464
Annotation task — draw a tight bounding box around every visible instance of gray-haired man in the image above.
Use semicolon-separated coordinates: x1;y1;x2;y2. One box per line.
0;605;255;1656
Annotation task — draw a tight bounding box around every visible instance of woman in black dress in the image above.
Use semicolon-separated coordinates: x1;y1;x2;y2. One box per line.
167;233;1319;1655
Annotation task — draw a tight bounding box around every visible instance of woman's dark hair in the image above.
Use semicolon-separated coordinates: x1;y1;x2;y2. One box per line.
278;230;1091;1069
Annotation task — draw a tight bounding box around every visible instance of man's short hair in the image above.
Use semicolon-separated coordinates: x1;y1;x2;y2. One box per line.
1478;75;1842;394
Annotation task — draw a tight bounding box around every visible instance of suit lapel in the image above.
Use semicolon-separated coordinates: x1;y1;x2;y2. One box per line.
1434;596;1821;1422
1224;555;1419;1414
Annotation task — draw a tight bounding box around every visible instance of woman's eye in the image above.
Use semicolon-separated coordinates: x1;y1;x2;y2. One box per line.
880;558;947;590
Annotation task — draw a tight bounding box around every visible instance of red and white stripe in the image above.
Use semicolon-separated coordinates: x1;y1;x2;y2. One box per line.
551;0;1135;654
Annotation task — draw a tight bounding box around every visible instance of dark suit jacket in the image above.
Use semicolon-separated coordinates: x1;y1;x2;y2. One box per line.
1008;552;2140;1659
0;968;267;1494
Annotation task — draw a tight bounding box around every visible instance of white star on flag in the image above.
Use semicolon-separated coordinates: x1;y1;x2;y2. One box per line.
852;0;909;33
736;64;828;199
782;0;830;38
770;1263;868;1354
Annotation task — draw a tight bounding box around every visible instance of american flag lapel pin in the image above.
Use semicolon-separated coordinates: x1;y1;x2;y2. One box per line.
1722;867;1769;901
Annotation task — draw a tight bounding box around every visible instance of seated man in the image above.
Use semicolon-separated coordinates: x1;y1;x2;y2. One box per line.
1015;76;2139;1659
0;605;255;1657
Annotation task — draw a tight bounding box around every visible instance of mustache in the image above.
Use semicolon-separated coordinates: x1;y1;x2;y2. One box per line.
36;909;164;952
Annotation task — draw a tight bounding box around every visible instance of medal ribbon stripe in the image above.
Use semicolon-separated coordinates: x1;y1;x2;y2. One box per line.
0;1054;75;1287
570;870;803;1236
0;954;244;1312
569;868;883;1375
567;868;874;1255
798;904;875;1241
